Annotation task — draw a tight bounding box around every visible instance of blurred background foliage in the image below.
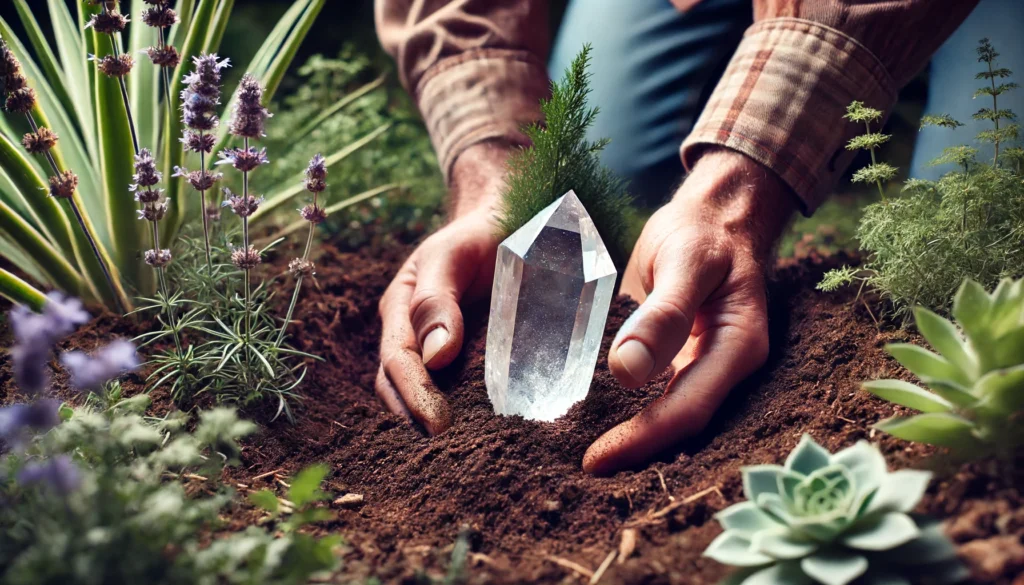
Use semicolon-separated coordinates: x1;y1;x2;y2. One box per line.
0;0;929;258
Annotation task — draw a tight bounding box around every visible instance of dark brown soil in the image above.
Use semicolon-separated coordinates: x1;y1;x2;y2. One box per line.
2;243;1022;585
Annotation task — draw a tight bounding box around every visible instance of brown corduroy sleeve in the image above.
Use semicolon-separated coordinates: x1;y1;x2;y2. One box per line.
680;1;979;214
375;0;551;184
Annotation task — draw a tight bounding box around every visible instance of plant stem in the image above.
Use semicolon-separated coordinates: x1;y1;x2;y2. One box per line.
199;143;213;270
25;114;125;314
865;122;886;201
107;36;140;155
159;28;173;110
988;58;1001;168
275;197;317;348
152;220;182;353
242;137;252;365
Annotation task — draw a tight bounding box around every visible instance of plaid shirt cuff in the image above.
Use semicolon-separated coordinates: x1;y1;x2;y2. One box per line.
415;48;549;184
681;18;898;215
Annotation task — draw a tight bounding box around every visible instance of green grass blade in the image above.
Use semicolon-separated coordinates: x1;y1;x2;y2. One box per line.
12;0;77;121
203;0;235;54
0;233;51;285
170;0;197;50
84;4;144;284
162;0;218;238
0;132;76;254
261;0;324;100
0;17;102;212
250;123;391;222
48;0;98;162
0;198;85;295
0;267;48;310
129;0;161;152
261;183;400;242
294;74;386;142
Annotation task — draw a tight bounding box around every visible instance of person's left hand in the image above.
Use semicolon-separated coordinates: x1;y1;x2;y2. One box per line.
583;148;797;475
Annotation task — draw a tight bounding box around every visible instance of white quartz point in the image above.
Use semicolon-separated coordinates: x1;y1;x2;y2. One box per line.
485;190;617;421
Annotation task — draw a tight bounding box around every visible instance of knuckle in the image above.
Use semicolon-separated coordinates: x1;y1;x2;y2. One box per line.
647;296;695;330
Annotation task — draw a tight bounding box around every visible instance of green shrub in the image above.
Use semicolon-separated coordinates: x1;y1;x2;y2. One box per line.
819;39;1023;320
863;277;1024;458
704;435;964;585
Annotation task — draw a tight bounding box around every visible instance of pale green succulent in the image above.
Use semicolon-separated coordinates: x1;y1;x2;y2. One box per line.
704;435;964;585
864;277;1024;455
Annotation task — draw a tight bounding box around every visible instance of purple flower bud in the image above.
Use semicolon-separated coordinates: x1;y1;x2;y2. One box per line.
141;5;178;28
306;154;327;181
137;201;168;221
17;455;81;496
230;245;261;270
8;294;89;396
300;204;327;225
91;53;135;78
227;74;272;138
288;258;315;279
41;292;90;338
145;249;172;268
221;188;263;218
173;166;221;191
133;188;162;204
0;399;60;443
85;11;129;35
180;54;229;133
48;170;78;199
60;339;139;393
181;130;216;153
215;147;269;172
132;148;162;190
144;45;180;68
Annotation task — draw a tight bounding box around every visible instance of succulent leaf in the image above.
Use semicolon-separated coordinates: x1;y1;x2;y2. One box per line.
885;344;969;386
912;307;978;381
752;529;819;560
743;464;786;502
705;531;774;567
800;551;868;585
917;378;978;407
875;413;980;448
718;501;785;535
841;513;919;551
785;435;832;475
741;562;814;585
861;380;953;413
865;470;932;515
974;364;1024;411
952;279;993;337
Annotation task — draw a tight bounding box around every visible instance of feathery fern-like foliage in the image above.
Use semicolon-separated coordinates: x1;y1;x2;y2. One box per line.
497;45;636;262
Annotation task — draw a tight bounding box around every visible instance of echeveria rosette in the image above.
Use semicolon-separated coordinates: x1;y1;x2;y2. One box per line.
704;435;965;585
863;277;1024;455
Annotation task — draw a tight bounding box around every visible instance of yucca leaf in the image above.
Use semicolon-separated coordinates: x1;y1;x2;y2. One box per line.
0;232;52;286
0;132;76;254
129;0;161;153
170;0;197;52
0;267;48;310
47;0;98;161
12;0;77;121
261;0;324;100
0;16;102;210
163;0;219;237
204;0;236;55
294;74;386;142
250;123;391;222
262;183;401;242
0;198;84;295
84;5;144;281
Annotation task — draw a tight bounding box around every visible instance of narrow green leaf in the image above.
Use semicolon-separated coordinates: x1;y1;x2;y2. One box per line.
0;198;84;294
0;132;76;254
203;0;235;55
0;267;47;310
975;365;1024;411
862;379;953;413
48;0;98;161
128;0;161;152
261;183;400;241
875;413;980;448
294;74;386;142
885;343;970;387
170;0;197;51
12;0;77;120
250;124;392;222
261;0;324;100
913;307;978;381
919;378;978;407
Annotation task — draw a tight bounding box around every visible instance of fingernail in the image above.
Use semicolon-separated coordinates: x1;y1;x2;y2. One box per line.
617;339;655;384
422;327;449;366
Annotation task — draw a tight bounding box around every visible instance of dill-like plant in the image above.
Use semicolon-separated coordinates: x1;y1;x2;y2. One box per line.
819;39;1024;321
497;45;636;263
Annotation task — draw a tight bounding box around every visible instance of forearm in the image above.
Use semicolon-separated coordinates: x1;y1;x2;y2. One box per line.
448;140;516;219
682;0;979;214
375;0;550;184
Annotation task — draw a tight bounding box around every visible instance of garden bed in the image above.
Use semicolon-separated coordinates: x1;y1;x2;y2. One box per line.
2;243;1022;585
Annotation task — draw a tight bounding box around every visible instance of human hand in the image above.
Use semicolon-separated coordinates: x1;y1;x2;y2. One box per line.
375;141;510;434
583;148;797;474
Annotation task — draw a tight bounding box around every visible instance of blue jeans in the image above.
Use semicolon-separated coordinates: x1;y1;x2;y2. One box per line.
550;0;1020;203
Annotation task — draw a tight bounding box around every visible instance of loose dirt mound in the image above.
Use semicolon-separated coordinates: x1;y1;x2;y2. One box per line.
2;244;1021;584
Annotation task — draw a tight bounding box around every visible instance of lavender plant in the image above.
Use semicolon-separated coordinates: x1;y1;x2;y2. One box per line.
819;39;1023;320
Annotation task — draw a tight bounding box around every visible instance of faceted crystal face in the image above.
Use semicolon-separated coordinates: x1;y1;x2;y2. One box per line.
485;191;617;421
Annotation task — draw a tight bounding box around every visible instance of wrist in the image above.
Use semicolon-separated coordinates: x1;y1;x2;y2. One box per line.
671;147;797;257
448;140;517;218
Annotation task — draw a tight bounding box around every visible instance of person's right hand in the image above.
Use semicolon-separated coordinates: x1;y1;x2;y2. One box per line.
375;141;511;434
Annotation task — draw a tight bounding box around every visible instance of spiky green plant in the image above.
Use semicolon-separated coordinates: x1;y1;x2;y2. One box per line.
704;435;964;585
863;277;1024;457
497;44;636;263
0;0;388;311
818;39;1023;320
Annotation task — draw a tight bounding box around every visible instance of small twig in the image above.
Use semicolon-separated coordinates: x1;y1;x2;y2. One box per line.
654;468;674;502
836;415;857;424
182;473;207;481
589;551;617;585
545;556;593;579
276;478;291;489
251;468;284;481
629;486;724;527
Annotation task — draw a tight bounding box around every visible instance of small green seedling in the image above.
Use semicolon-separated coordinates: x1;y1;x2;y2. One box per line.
704;435;963;585
864;277;1024;456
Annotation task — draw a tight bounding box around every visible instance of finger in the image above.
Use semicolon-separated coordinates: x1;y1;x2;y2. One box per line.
409;241;489;370
378;271;454;435
375;364;412;421
608;249;730;387
584;285;769;475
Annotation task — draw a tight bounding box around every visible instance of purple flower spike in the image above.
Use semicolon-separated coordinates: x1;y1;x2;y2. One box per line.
215;147;269;172
17;455;81;496
0;399;60;443
42;292;90;337
228;74;272;138
8;294;89;395
181;54;229;134
60;339;140;393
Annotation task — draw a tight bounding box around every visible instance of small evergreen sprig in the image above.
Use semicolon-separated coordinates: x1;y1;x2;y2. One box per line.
844;102;898;200
497;45;634;263
974;38;1020;167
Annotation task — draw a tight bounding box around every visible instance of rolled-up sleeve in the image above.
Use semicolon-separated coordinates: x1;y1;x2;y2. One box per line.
679;1;979;214
376;0;551;183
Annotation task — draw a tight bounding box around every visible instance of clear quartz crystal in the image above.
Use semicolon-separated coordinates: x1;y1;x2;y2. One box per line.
485;191;617;421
